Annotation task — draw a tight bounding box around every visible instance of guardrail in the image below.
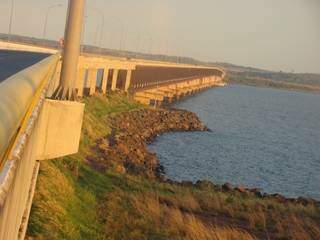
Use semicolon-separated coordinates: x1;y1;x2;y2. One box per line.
0;53;60;240
0;54;60;166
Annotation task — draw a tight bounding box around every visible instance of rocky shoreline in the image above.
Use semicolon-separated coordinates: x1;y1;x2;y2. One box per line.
91;107;319;207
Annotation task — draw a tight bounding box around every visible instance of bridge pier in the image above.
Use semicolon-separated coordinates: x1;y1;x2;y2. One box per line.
101;67;110;94
125;69;132;92
111;69;119;91
88;69;97;96
76;67;85;97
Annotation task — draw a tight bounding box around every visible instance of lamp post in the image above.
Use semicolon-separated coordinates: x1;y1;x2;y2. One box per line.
43;4;62;43
80;15;88;53
103;17;126;52
98;10;105;50
147;37;153;54
7;0;14;41
135;32;141;54
113;18;125;51
119;22;125;51
90;7;104;53
54;0;85;100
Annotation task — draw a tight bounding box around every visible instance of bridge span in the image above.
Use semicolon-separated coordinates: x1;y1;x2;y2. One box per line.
69;52;226;106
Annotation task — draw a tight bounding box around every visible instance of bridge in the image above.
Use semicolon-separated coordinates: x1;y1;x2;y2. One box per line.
0;1;226;239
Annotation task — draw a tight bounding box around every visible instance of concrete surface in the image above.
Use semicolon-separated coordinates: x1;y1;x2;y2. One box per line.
35;99;85;160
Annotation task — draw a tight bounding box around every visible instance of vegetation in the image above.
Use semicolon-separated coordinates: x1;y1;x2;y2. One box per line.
27;93;320;240
227;71;320;93
27;93;144;239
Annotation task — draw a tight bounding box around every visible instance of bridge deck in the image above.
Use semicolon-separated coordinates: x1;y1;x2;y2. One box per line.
0;50;49;83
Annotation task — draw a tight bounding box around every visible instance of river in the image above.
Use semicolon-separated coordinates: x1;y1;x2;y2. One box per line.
149;85;320;199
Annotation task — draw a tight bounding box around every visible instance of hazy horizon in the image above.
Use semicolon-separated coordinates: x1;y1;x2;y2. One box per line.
0;0;319;74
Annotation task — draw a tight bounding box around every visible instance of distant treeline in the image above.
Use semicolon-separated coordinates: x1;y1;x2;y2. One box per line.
228;72;320;93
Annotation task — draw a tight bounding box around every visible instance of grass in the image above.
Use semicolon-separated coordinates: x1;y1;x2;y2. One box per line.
99;188;255;240
27;93;144;239
27;93;320;240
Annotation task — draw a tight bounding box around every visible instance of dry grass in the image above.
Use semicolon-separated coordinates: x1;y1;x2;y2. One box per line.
155;188;320;239
100;189;255;240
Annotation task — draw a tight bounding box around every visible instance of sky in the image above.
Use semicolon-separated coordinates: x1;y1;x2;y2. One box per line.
0;0;319;73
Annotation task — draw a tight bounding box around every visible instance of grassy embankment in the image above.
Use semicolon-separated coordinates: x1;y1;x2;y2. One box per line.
27;93;320;240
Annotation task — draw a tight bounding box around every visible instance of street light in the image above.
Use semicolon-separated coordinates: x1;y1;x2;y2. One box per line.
54;0;85;100
147;37;153;54
86;7;105;54
43;4;63;42
81;15;88;53
125;29;141;53
7;0;15;41
106;17;125;51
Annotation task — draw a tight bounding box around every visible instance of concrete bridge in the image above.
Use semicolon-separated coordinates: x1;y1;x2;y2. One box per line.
0;1;226;239
67;53;225;106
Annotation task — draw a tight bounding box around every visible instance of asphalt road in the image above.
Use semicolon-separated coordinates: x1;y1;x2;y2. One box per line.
0;50;49;83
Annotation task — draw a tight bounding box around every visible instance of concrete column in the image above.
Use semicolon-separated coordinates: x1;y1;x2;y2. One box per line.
88;69;97;96
101;68;109;94
76;68;85;97
124;69;132;92
56;0;85;100
111;69;119;91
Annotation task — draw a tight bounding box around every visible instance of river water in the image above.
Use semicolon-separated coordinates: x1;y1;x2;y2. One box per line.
149;85;320;199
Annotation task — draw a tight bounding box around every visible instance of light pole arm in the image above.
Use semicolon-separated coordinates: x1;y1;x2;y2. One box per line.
8;0;15;41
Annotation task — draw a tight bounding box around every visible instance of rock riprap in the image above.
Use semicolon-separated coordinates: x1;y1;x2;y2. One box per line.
90;108;208;178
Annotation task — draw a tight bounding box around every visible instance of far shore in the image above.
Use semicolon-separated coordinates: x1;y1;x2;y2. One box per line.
229;76;320;94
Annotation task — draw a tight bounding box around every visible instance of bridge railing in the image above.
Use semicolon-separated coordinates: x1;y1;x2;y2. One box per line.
130;73;224;92
0;54;60;240
0;54;60;166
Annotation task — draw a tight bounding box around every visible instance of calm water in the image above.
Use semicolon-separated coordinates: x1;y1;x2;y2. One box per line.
149;85;320;199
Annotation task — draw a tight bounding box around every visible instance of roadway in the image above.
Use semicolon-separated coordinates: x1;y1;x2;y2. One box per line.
0;50;50;83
